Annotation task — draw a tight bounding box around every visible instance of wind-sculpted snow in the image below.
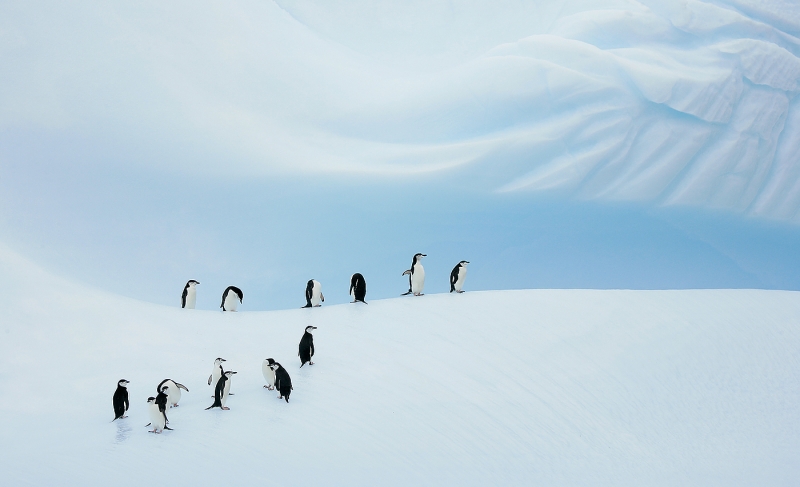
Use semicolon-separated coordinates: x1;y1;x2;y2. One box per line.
1;0;800;222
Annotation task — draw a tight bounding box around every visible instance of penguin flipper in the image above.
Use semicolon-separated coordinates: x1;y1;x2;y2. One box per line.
208;375;212;385
176;382;189;391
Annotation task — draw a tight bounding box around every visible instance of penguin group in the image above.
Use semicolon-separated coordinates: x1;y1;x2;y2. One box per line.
178;253;469;311
111;327;312;432
113;253;469;434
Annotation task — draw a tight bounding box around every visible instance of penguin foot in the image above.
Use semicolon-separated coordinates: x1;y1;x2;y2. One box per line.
457;290;465;293
222;407;230;410
309;361;314;365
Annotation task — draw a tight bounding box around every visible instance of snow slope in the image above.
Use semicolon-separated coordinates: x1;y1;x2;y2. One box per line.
0;247;798;486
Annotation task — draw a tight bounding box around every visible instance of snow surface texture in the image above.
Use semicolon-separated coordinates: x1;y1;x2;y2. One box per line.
2;0;800;221
1;245;798;486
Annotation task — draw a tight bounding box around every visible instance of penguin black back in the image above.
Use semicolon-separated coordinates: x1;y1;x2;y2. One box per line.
303;280;314;308
273;363;292;403
350;273;367;303
206;373;229;410
112;379;129;421
298;326;316;367
155;386;169;424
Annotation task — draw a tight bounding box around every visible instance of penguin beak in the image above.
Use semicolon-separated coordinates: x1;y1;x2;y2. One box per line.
422;254;427;257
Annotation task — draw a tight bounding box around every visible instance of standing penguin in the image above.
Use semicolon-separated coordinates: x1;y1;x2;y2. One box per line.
208;357;226;394
449;261;470;293
112;379;130;421
155;385;170;426
181;280;199;309
220;286;243;312
147;397;166;433
262;358;276;390
157;379;189;408
298;326;317;367
272;362;292;403
206;371;237;410
402;253;426;296
349;273;367;303
302;280;324;308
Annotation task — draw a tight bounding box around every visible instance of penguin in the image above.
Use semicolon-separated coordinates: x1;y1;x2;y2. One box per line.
155;385;170;425
220;286;243;312
157;379;189;408
262;358;276;390
112;379;130;421
147;397;166;433
449;261;470;293
208;357;226;394
402;253;426;296
181;280;199;309
298;325;317;367
302;280;324;308
349;273;367;303
206;371;237;410
271;362;292;403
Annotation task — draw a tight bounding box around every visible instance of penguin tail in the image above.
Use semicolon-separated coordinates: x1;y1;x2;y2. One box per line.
284;396;289;403
205;405;215;410
164;426;173;431
300;362;305;368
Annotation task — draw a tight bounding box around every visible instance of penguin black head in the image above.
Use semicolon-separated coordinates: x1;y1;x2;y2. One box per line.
187;280;200;286
118;379;130;387
460;261;470;265
215;357;226;363
305;326;317;332
266;358;275;365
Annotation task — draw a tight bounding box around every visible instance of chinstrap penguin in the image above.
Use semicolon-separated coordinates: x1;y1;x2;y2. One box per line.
208;357;226;392
220;286;243;311
271;362;292;403
262;358;276;390
302;279;324;308
298;326;317;367
350;273;367;303
206;371;237;410
146;397;170;433
181;280;199;309
155;385;170;426
157;379;189;408
449;261;470;293
402;253;426;296
112;379;130;421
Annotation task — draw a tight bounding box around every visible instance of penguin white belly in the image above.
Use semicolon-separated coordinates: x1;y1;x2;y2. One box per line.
224;292;239;311
310;287;322;307
411;265;425;294
166;381;181;406
221;379;231;407
149;403;165;431
185;289;196;309
454;268;467;292
211;367;221;387
262;363;275;388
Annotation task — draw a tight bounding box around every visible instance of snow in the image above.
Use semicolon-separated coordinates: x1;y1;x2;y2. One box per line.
1;245;798;486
